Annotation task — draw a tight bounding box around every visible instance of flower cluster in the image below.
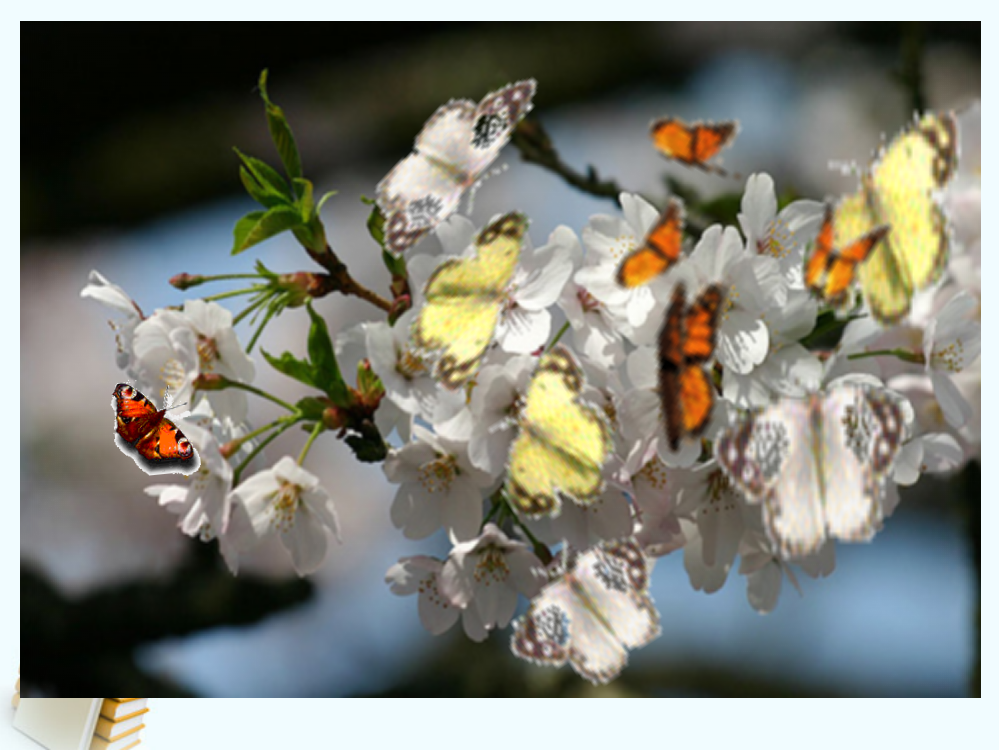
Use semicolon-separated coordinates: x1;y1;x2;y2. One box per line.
83;73;980;685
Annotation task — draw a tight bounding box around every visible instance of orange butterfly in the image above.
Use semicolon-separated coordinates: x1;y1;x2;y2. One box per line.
113;383;195;462
650;117;738;176
616;197;685;288
658;283;724;452
804;203;890;309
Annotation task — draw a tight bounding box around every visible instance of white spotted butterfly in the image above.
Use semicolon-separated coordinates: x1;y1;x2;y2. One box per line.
511;538;660;685
376;79;536;254
714;382;906;558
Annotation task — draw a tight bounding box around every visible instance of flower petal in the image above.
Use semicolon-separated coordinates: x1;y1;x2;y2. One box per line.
930;370;973;429
718;311;769;374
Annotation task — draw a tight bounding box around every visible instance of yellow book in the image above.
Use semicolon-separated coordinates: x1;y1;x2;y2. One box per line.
89;723;143;750
94;710;149;741
99;698;149;721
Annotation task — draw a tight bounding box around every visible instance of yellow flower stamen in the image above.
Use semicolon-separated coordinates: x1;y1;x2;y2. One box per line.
270;480;302;533
474;547;511;587
637;457;668;493
932;338;967;373
417;454;459;494
396;348;428;380
705;469;738;514
197;333;219;371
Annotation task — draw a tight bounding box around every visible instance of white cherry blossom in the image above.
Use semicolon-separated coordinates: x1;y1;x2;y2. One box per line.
223;456;341;577
384;425;494;542
738;172;824;288
575;192;663;332
438;524;546;641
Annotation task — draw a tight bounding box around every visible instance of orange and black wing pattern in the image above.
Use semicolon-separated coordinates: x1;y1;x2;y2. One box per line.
650;118;738;175
658;283;724;452
113;383;195;461
616;198;685;288
804;204;889;309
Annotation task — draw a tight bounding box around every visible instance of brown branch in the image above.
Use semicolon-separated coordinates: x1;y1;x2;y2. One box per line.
512;119;624;207
303;245;393;312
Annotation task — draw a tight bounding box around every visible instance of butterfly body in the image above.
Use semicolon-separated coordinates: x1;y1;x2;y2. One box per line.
511;538;660;685
658;283;724;452
834;111;958;323
715;383;904;558
113;383;195;462
805;203;890;308
376;80;536;254
650;117;738;175
412;211;527;389
616;197;685;288
505;346;611;518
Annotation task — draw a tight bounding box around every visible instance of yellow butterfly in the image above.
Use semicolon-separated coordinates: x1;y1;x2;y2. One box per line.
505;346;612;518
834;111;958;323
412;212;527;389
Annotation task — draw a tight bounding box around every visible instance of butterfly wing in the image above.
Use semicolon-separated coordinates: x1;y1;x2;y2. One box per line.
377;153;465;254
113;383;163;443
806;203;889;308
417;80;536;180
510;574;573;672
505;346;611;518
134;415;195;461
650;118;738;174
818;384;903;543
717;396;827;557
412;212;526;389
377;81;536;254
658;283;723;451
847;112;958;323
566;541;660;684
616;198;685;288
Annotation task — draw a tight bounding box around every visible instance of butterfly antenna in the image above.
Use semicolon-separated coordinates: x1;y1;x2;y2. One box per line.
465;163;509;215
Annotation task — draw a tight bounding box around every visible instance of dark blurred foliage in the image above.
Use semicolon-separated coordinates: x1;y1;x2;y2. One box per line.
21;21;980;697
22;22;979;240
22;541;312;697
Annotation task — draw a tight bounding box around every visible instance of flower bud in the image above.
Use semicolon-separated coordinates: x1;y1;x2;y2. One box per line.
193;373;230;391
169;273;204;290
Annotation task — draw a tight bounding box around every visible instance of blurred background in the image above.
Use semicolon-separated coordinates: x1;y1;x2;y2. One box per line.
21;22;980;697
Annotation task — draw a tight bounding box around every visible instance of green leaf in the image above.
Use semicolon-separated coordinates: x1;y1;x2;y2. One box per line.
234;148;292;200
697;193;742;227
231;205;303;255
357;360;385;402
232;211;265;255
294;178;315;221
258;69;303;183
344;420;388;463
239;166;289;209
316;190;338;214
366;203;386;248
306;303;349;405
382;247;407;279
801;310;865;351
295;396;327;421
261;349;317;388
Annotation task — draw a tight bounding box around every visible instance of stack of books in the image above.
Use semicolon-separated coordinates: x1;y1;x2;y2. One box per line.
90;699;148;750
11;694;149;750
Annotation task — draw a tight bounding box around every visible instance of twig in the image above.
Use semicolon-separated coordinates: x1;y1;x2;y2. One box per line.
512;120;624;207
303;245;393;313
